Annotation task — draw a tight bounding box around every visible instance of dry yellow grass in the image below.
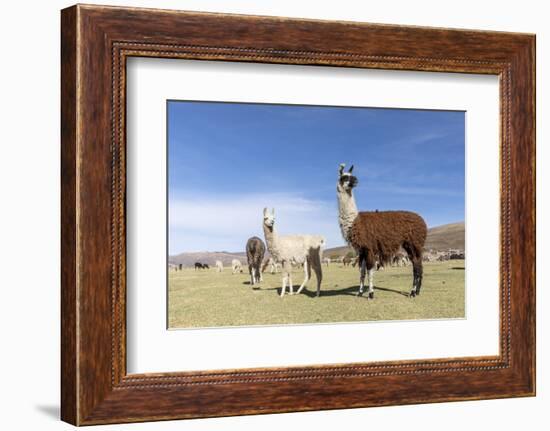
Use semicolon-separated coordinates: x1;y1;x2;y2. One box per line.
168;260;465;329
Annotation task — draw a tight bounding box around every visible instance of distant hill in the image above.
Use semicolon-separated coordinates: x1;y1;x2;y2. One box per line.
323;246;352;258
324;221;465;258
170;222;465;267
423;222;465;251
169;251;247;267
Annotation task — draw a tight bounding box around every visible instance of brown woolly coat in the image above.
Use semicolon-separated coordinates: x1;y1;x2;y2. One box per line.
350;210;427;267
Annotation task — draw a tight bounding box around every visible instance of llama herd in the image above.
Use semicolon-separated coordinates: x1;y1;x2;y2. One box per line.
176;164;433;300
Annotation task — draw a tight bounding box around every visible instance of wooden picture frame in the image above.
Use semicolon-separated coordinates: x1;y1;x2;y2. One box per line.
61;4;535;425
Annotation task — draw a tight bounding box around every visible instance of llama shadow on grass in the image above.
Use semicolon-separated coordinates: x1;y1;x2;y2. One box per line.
298;286;360;298
371;286;411;298
299;285;410;299
241;282;274;291
251;286;322;297
242;285;408;298
240;285;280;292
451;267;465;270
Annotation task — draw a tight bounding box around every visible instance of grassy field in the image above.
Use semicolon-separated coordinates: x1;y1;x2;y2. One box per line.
168;260;465;329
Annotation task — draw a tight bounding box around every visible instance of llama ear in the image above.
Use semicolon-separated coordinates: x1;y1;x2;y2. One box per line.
339;163;345;176
271;208;275;216
263;207;268;216
348;165;354;173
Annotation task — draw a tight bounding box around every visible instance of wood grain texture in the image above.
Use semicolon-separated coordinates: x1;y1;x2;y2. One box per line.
60;5;78;425
60;4;535;425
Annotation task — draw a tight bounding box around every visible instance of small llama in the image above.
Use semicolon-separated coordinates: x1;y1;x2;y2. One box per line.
246;236;266;285
261;257;279;274
231;259;243;274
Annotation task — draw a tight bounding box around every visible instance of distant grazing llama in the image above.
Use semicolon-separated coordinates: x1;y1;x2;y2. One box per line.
262;208;325;297
337;164;427;299
323;257;331;267
194;262;204;270
231;259;243;274
246;237;266;285
215;260;223;272
261;257;279;274
354;257;383;271
392;252;409;267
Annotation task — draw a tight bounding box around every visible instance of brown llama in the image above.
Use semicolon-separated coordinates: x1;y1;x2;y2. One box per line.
337;164;427;299
246;236;266;285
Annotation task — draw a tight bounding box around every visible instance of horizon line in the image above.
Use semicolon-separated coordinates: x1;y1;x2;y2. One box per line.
169;220;465;257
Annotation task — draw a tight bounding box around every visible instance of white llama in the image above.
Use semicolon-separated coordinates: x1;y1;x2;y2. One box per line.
262;208;325;297
323;257;331;267
215;260;223;272
268;258;280;273
231;259;243;274
262;257;280;274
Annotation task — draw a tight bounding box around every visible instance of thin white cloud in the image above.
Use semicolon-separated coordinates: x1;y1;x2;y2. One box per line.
386;130;451;151
407;131;449;145
169;192;343;253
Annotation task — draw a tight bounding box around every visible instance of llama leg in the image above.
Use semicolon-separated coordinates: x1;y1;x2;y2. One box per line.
281;262;292;297
410;257;419;297
411;258;423;297
308;247;323;297
417;261;423;295
259;266;263;282
296;259;310;294
357;256;366;296
312;256;323;298
288;271;294;295
367;268;375;299
410;263;417;297
281;272;287;297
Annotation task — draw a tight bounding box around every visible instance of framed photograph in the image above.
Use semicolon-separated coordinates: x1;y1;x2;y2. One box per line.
61;4;535;425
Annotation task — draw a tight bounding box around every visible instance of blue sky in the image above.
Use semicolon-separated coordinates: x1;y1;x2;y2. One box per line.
168;101;465;254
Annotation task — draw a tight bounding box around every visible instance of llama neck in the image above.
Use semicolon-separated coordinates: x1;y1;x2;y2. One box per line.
263;223;278;256
337;185;359;244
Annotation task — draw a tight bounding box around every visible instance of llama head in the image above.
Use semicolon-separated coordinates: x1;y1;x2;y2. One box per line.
263;207;275;230
338;163;358;193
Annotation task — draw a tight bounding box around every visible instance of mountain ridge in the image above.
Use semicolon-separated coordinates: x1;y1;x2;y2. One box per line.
169;221;465;267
